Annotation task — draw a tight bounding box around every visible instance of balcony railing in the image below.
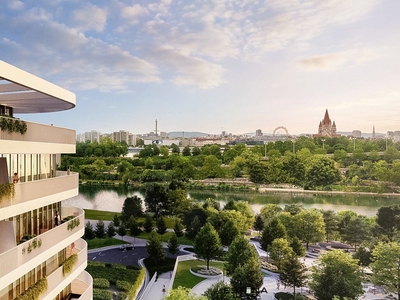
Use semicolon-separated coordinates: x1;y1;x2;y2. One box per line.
0;173;79;217
0;119;75;145
0;206;84;290
70;271;93;300
42;239;89;300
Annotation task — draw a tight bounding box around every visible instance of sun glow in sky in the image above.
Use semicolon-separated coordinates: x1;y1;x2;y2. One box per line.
1;0;399;135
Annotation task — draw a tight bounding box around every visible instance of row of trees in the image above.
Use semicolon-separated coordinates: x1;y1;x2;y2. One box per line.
63;138;400;192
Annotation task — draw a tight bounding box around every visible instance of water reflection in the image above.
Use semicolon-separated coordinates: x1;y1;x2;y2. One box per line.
62;185;400;217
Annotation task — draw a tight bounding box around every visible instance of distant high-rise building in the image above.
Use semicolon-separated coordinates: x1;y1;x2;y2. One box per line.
256;129;263;137
352;130;362;138
314;109;339;137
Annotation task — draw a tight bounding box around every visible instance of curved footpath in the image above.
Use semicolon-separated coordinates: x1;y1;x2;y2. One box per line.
86;220;392;300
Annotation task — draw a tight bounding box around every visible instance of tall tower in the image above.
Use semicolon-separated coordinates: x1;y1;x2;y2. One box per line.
372;125;376;140
0;60;91;300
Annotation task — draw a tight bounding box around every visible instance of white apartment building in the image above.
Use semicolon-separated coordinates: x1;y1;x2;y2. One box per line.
0;61;92;300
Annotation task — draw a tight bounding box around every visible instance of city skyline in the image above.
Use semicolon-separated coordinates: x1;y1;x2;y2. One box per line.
1;0;400;135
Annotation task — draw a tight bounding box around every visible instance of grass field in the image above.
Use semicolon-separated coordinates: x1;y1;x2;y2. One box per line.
86;237;127;250
172;260;225;289
84;209;120;221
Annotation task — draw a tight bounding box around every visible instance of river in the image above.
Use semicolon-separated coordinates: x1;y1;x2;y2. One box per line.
62;185;400;217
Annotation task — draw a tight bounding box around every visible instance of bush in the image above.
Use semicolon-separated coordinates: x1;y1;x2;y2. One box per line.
116;280;131;292
93;288;112;300
93;278;110;289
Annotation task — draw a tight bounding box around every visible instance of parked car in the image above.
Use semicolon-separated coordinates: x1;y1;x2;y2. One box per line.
119;244;134;251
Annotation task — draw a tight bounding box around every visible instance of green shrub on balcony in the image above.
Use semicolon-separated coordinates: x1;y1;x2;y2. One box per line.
0;116;27;134
0;183;15;204
67;217;80;230
15;277;47;300
62;254;78;276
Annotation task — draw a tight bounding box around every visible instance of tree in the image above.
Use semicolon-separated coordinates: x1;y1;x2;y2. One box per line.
279;251;309;296
322;210;338;242
187;215;202;239
194;223;222;270
260;217;287;251
290;236;306;257
173;218;184;237
182;146;191;156
201;155;225;178
95;220;106;240
294;209;325;250
127;216;142;236
167;233;180;258
268;238;293;271
310;250;364;300
84;221;95;240
303;155;340;189
376;205;400;241
144;183;169;218
225;235;263;295
219;218;240;246
143;214;153;233
253;214;264;234
203;281;235;300
157;217;167;235
118;224;126;240
121;196;143;222
230;256;263;295
106;221;116;239
113;213;121;227
342;216;369;250
370;242;400;299
146;232;165;266
354;246;371;267
162;286;206;300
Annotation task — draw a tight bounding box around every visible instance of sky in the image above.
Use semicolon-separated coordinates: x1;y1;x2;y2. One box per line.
1;0;400;136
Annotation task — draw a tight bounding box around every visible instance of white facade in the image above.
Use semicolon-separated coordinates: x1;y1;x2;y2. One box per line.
0;61;92;300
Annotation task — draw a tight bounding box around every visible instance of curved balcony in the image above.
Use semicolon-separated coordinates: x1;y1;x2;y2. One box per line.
0;206;85;291
42;239;89;300
0;119;75;154
0;172;79;220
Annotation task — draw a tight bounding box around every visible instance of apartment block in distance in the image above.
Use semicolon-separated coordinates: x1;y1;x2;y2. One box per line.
0;60;92;300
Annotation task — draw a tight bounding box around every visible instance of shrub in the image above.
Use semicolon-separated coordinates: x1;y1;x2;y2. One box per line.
93;288;112;300
116;280;131;292
16;278;47;300
62;254;78;276
93;278;110;289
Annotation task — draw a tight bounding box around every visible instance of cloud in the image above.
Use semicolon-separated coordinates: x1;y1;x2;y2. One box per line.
1;7;160;92
8;0;24;10
299;49;381;71
72;4;108;33
121;3;148;25
153;46;226;89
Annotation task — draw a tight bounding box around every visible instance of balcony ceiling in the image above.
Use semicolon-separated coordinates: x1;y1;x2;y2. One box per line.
0;60;75;114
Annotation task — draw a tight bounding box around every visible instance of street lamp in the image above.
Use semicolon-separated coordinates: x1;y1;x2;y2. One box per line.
321;139;325;150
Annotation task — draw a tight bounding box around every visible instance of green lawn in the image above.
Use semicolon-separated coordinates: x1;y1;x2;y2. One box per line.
84;209;120;221
86;237;127;250
173;260;225;289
